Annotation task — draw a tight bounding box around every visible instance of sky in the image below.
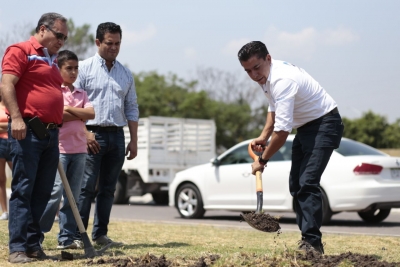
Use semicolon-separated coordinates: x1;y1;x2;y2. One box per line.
0;0;399;122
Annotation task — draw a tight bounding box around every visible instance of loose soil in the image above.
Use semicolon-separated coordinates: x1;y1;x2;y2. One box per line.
84;214;400;266
86;253;220;267
295;250;400;266
240;211;281;232
86;251;400;266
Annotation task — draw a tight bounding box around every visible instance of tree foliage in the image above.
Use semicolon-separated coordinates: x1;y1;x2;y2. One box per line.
342;111;400;148
134;71;267;151
61;19;95;59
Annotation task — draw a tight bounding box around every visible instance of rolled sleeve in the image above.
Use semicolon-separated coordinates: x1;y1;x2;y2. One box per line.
272;79;298;132
124;78;139;122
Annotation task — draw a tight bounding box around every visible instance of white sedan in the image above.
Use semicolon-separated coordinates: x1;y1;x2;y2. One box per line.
169;135;400;224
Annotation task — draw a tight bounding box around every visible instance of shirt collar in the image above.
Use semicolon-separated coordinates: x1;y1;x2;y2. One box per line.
61;85;84;93
267;59;274;83
29;36;44;50
95;53;116;67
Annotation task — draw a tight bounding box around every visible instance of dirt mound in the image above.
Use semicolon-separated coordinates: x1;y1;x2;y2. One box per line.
296;251;400;267
86;253;220;267
86;251;400;266
240;211;281;232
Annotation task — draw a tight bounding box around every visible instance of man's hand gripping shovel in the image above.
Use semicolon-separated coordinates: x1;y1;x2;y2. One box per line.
240;143;281;233
57;162;113;259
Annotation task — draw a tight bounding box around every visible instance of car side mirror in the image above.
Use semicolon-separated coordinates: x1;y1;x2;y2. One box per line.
210;158;220;166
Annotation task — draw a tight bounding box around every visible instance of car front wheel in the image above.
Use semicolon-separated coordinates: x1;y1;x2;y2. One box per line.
175;183;205;219
358;208;391;224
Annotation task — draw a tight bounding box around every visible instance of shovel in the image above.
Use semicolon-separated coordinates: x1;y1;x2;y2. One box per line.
57;162;112;259
248;142;263;214
240;143;280;232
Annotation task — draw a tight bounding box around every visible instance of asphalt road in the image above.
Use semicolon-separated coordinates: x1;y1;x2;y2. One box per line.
103;195;400;237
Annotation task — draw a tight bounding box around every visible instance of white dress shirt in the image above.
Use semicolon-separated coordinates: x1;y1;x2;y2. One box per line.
261;59;337;132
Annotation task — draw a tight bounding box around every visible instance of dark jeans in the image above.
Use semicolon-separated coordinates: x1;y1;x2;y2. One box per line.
8;125;59;254
289;113;343;246
75;128;125;240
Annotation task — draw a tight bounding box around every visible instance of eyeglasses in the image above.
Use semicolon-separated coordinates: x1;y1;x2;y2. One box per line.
44;25;68;42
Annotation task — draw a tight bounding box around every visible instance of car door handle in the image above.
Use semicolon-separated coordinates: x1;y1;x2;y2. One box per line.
242;172;251;177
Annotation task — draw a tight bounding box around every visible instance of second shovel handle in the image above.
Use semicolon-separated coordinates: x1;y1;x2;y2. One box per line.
256;170;263;192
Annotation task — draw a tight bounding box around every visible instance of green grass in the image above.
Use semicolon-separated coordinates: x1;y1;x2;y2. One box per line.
0;219;399;266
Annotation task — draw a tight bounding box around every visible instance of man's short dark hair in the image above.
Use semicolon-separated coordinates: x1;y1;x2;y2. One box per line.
35;12;67;33
57;50;78;68
238;41;269;62
96;22;122;42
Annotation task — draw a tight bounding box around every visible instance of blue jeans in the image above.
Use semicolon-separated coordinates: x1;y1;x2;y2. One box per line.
8;126;59;254
40;153;86;245
289;113;344;246
76;129;125;240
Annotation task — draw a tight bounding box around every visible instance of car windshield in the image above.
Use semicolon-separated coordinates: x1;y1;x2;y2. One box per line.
218;141;292;166
335;139;386;156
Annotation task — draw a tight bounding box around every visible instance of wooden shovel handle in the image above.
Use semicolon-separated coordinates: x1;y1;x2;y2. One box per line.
247;142;258;161
248;143;263;192
255;171;263;192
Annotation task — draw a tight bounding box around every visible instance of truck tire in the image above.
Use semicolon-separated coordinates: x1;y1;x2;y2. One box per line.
114;173;129;204
151;192;169;205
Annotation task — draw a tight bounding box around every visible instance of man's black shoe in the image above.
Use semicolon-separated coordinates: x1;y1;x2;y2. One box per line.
297;239;324;254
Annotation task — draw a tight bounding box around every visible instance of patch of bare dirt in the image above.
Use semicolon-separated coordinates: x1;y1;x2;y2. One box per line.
86;251;400;266
296;251;400;267
240;211;281;232
86;253;220;267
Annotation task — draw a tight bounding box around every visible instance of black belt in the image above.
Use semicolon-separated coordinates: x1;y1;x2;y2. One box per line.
86;125;123;132
321;107;339;118
21;118;62;129
299;107;339;129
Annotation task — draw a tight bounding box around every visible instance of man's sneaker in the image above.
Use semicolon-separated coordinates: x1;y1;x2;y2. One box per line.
9;252;33;263
297;239;324;254
0;212;9;220
57;240;83;250
93;235;123;247
26;249;56;260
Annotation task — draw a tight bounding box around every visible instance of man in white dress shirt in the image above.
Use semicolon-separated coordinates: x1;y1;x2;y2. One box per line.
238;41;344;254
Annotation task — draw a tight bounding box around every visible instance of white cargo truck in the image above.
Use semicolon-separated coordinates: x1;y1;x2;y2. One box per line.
114;116;216;204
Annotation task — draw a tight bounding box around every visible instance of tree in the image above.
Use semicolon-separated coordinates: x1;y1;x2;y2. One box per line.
134;71;263;151
342;111;400;148
195;67;269;149
61;19;95;59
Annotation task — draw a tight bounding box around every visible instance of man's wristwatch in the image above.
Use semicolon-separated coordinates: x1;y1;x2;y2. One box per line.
258;154;269;165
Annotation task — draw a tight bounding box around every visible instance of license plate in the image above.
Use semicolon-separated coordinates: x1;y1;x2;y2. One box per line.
391;168;400;178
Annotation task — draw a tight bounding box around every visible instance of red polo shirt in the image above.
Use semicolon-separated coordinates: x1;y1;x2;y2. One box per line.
1;36;63;124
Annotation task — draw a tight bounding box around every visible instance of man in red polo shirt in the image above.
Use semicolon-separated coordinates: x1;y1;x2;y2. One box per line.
0;12;68;263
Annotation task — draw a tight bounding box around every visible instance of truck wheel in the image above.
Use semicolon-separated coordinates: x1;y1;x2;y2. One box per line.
175;183;205;219
114;173;129;204
151;192;169;205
